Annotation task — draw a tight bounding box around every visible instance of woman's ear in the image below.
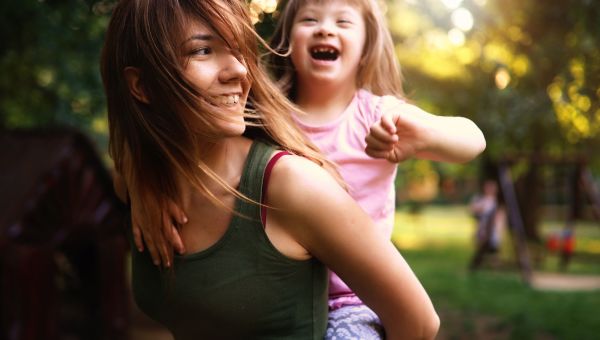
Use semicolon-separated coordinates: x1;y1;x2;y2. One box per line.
124;66;150;104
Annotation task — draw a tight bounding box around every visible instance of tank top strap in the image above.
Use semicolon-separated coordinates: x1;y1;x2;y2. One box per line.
236;140;276;222
261;150;291;226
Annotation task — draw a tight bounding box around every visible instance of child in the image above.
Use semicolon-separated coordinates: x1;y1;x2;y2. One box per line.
470;179;506;254
266;0;486;338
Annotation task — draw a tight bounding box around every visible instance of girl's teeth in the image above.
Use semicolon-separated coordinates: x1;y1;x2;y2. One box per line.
312;47;336;53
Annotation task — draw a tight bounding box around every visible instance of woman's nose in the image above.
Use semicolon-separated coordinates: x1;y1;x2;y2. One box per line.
219;53;247;83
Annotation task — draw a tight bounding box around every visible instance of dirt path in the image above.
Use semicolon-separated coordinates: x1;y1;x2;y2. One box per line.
531;272;600;291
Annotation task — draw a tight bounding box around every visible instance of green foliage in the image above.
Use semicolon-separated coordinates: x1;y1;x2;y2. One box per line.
0;0;114;147
3;0;599;175
388;0;600;162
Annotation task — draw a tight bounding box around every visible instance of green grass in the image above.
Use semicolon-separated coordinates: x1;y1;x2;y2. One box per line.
392;205;600;340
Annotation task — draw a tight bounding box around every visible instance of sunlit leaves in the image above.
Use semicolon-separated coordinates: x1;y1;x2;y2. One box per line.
495;68;510;89
451;7;473;31
481;42;530;79
388;1;482;82
388;0;600;158
248;0;279;24
549;58;599;143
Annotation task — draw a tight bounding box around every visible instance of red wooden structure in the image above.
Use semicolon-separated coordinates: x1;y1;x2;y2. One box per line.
0;128;129;339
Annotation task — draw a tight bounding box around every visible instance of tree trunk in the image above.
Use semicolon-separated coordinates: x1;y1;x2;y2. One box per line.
520;163;542;242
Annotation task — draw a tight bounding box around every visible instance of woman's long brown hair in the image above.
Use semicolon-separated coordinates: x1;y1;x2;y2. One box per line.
101;0;339;262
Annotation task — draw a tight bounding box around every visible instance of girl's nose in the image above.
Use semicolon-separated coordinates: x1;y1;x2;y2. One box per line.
219;53;247;83
314;21;335;37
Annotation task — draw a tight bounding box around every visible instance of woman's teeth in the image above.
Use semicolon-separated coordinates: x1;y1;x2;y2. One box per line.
215;95;240;106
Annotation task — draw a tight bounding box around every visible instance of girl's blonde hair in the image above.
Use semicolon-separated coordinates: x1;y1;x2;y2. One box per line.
101;0;339;259
268;0;404;99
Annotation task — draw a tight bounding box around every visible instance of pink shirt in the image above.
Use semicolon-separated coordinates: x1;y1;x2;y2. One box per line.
293;89;399;308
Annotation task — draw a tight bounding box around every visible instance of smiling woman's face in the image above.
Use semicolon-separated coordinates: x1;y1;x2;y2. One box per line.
181;18;251;138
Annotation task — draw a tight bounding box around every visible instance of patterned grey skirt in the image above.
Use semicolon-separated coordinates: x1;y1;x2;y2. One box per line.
325;304;385;340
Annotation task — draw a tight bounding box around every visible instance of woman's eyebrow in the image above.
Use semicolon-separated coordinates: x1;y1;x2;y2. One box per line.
184;33;213;43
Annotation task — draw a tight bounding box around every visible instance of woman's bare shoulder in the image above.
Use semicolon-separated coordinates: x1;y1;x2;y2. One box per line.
265;153;346;211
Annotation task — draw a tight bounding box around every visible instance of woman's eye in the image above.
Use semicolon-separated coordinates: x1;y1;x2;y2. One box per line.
192;47;212;56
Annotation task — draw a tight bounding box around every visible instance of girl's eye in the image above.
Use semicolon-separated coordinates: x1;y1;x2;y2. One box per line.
338;19;352;25
300;17;317;23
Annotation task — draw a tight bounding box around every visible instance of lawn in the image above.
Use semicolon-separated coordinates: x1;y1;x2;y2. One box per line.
392;205;600;340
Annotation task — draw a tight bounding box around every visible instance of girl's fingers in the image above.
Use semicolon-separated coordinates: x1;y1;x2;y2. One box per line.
168;200;188;225
366;138;394;152
381;112;397;134
369;120;399;142
366;128;397;150
140;226;161;266
170;225;186;254
159;237;172;268
166;201;187;254
132;223;144;252
365;147;391;159
159;213;174;266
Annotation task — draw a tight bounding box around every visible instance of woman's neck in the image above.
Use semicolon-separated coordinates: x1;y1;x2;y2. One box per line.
197;136;250;179
177;136;251;209
294;80;358;125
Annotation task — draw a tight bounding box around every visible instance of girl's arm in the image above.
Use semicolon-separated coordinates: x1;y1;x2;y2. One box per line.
365;97;486;163
267;156;440;340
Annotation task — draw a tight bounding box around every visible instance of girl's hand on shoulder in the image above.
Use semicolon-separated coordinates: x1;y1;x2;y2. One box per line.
113;170;187;266
130;198;187;266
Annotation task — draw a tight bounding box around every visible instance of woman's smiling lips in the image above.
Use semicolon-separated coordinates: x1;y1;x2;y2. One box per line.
211;93;242;106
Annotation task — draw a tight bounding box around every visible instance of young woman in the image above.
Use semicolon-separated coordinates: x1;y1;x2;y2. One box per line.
102;0;439;339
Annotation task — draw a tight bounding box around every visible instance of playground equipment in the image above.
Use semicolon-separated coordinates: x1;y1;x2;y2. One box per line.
469;156;600;284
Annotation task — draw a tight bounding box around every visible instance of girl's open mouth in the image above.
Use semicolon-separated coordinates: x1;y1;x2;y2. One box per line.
310;46;339;61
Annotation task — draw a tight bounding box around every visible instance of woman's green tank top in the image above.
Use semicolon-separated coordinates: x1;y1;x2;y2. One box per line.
130;141;328;340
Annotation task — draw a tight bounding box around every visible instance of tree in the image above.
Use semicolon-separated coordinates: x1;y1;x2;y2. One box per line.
387;0;600;240
0;0;114;148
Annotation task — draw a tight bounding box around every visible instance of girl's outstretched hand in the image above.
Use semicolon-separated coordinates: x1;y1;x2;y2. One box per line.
365;101;431;163
131;199;187;266
365;97;486;164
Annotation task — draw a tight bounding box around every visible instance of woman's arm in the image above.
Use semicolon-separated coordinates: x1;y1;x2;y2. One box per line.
267;156;440;340
365;96;486;164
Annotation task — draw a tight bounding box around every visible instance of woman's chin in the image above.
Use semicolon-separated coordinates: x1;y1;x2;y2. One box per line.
220;121;246;138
